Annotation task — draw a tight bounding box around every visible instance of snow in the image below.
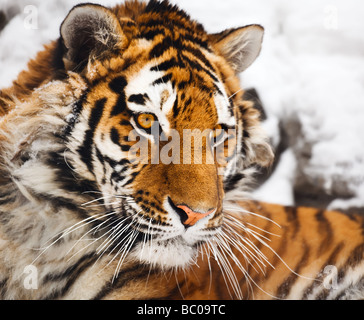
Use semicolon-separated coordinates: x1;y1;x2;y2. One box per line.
1;0;363;211
253;149;296;206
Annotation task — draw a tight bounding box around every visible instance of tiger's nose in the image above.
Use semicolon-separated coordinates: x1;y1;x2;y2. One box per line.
177;205;215;227
168;197;215;227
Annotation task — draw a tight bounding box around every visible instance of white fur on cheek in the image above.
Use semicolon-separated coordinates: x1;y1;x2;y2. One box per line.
214;82;236;127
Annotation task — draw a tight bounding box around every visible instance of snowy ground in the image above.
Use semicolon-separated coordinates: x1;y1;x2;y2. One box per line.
1;0;363;212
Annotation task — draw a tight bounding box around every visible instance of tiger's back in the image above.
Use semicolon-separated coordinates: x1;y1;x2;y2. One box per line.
0;0;363;300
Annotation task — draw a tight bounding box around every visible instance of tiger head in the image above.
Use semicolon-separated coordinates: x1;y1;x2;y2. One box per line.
54;1;273;269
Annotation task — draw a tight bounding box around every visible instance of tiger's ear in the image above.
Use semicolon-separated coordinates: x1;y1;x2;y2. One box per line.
60;3;126;74
209;25;264;73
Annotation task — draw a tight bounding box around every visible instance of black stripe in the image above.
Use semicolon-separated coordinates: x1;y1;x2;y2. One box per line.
172;96;179;118
315;210;333;256
109;76;127;94
182;97;192;114
178;81;189;91
120;144;131;152
95;147;130;185
91;264;138;300
183;32;210;50
139;1;209;50
111;171;126;183
0;278;8;299
109;77;127;116
43;253;95;284
149;36;174;59
152;73;173;86
276;241;310;299
150;57;185;72
346;243;364;267
63;92;87;137
0;194;16;206
11;150;93;219
183;44;216;74
122;176;135;187
33;191;90;220
181;53;218;83
128;94;149;105
46;150;97;195
92;265;155;300
284;206;300;238
110;127;120;145
77;98;107;172
224;172;244;192
301;242;344;299
111;93;127;117
335;275;364;300
42;253;97;299
95;147;116;169
140;21;199;43
149;35;211;67
142;27;167;40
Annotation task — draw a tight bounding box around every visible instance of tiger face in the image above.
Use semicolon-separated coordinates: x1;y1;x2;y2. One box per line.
58;1;273;269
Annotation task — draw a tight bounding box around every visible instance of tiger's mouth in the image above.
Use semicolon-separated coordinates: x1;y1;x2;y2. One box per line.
121;207;220;269
102;194;222;269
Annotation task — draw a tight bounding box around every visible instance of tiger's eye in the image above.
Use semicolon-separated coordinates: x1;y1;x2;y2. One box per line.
137;113;155;129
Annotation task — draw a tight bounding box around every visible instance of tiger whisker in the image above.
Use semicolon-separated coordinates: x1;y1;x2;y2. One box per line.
80;195;134;207
95;217;130;255
174;267;185;300
145;219;161;287
223;218;275;270
62;148;78;175
96;211;141;279
112;228;139;282
97;221;133;259
215;231;271;300
206;239;237;299
203;244;213;296
245;221;281;237
228;88;244;100
96;227;134;277
41;212;106;246
223;206;281;228
203;210;291;300
225;215;274;268
90;217;130;271
140;216;153;261
31;211;115;263
221;225;267;276
225;210;320;286
65;215;122;261
215;234;245;299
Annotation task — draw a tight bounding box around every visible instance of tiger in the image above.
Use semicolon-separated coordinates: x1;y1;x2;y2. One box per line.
0;0;363;300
